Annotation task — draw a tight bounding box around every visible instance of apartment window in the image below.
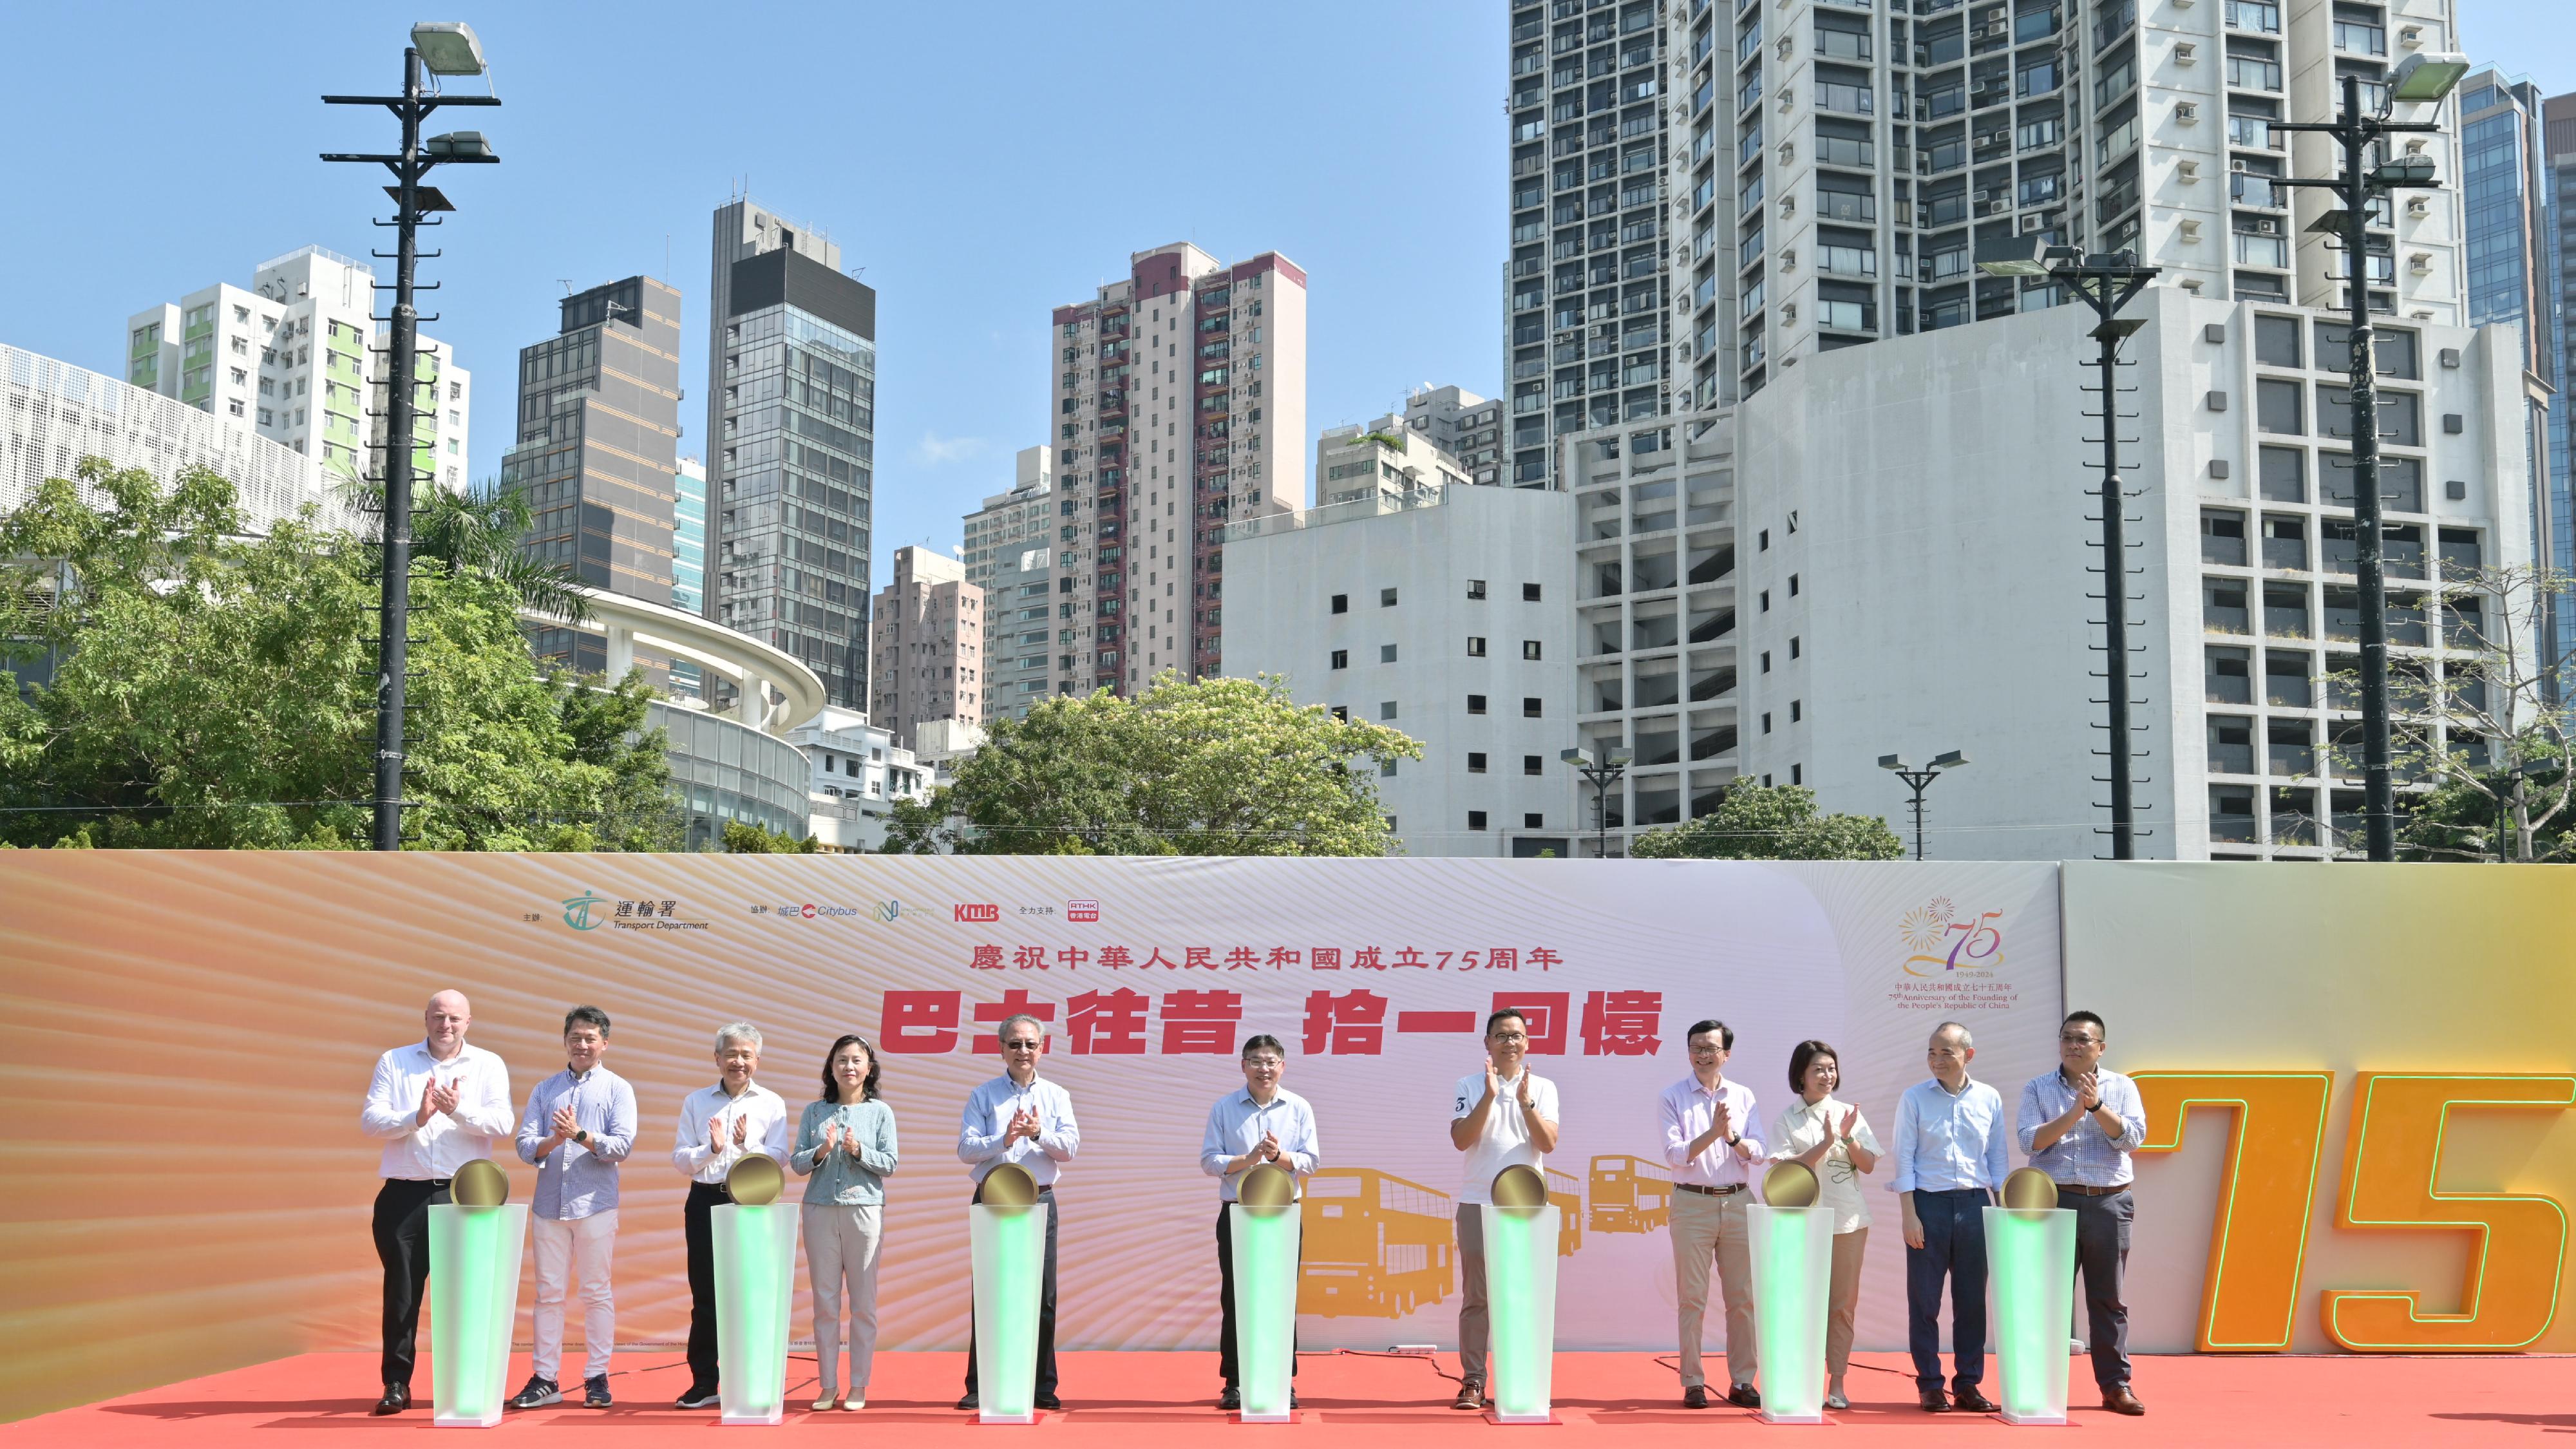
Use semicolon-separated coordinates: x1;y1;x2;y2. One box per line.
1379;701;1398;720
1762;712;1774;734
2206;645;2253;703
1331;705;1349;722
2208;716;2256;774
1468;694;1488;715
1381;644;1399;663
1789;573;1800;596
1331;593;1349;614
1469;636;1488;657
1791;764;1804;785
1468;810;1490;831
1468;579;1488;600
2259;446;2307;502
1522;639;1543;660
1759;589;1772;611
1789;636;1801;659
1524;755;1544;776
2256;378;2304;435
2254;314;2302;367
1522;582;1543;601
2201;509;2249;565
1381;759;1399;777
1790;700;1803;723
1380;587;1399;607
1331;649;1349;669
1759;528;1771;551
1524;813;1545;829
1469;752;1490;773
1522;697;1543;717
1761;650;1773;672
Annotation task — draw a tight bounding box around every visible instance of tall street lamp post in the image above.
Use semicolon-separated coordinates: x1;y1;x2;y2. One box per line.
322;21;500;851
2269;51;2471;861
1561;745;1633;859
1879;750;1969;861
1975;236;2157;859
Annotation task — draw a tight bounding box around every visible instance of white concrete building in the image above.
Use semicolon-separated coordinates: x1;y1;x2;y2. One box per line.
961;445;1063;723
1315;413;1473;507
788;706;934;853
1562;287;2530;858
125;246;471;493
1224;483;1578;857
1400;386;1511;486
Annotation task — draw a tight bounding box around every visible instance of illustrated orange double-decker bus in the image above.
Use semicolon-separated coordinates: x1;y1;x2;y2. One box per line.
1298;1168;1456;1319
1545;1166;1584;1256
1587;1153;1673;1233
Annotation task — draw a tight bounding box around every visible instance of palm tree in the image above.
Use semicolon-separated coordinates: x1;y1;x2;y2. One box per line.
339;474;592;624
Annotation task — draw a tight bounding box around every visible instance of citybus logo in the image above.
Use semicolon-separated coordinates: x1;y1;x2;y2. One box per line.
1899;896;2006;977
955;903;1001;923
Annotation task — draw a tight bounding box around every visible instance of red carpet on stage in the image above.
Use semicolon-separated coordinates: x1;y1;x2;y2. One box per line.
6;1350;2568;1444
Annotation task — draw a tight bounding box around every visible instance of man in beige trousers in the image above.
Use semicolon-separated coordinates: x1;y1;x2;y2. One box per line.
1658;1018;1765;1410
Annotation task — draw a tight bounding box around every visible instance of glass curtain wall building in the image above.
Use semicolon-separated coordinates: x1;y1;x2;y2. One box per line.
706;199;878;710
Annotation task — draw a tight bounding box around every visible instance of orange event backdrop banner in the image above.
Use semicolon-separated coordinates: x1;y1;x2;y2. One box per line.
0;853;2058;1420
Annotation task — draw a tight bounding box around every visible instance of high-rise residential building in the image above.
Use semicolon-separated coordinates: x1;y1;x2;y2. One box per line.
672;455;708;699
962;445;1062;723
1399;386;1510;484
1561;288;2532;858
2459;71;2560;691
1505;1;1675;491
705;197;878;710
502;275;684;677
1226;482;1577;857
869;545;983;750
1315;412;1475;507
1048;243;1308;696
126;245;471;493
1640;0;2472;415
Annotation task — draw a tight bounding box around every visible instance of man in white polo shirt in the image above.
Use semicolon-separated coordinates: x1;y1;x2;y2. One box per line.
1446;1008;1561;1412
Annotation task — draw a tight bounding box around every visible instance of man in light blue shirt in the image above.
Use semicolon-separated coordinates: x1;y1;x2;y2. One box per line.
506;1005;637;1412
1889;1021;2008;1415
2017;1010;2149;1417
955;1012;1080;1412
1200;1034;1321;1411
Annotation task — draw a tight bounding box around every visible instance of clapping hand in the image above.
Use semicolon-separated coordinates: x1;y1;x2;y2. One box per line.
706;1113;727;1153
551;1103;581;1144
1258;1131;1282;1163
1484;1052;1501;1101
415;1079;444;1126
821;1122;844;1159
1711;1099;1733;1146
2076;1072;2103;1113
1835;1106;1859;1141
426;1078;462;1121
732;1113;749;1148
1007;1108;1039;1144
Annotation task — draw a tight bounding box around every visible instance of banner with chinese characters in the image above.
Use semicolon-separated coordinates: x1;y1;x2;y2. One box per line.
0;852;2060;1419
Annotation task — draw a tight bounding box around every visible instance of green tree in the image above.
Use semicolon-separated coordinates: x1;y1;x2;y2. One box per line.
723;819;819;853
1629;782;1904;860
882;672;1423;855
0;460;679;849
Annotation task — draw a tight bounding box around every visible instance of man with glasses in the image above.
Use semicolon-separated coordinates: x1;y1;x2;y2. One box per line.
1200;1034;1321;1410
1658;1019;1765;1410
670;1023;790;1410
956;1012;1080;1412
1446;1009;1561;1411
2017;1011;2148;1417
1891;1021;2007;1415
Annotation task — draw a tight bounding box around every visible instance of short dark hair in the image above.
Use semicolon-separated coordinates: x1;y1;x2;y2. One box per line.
820;1034;884;1104
1686;1019;1735;1050
1788;1039;1839;1095
1484;1009;1530;1039
1242;1034;1287;1061
563;1005;612;1038
2063;1010;2107;1042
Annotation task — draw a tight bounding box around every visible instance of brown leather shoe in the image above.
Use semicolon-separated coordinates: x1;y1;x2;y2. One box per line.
1452;1381;1487;1411
1953;1387;2000;1414
2103;1387;2146;1416
1918;1388;1952;1413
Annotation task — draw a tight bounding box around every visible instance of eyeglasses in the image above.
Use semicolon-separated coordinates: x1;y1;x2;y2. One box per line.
2059;1034;2103;1045
1003;1041;1043;1052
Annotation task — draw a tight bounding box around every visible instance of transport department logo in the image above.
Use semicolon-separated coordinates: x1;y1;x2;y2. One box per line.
561;891;610;931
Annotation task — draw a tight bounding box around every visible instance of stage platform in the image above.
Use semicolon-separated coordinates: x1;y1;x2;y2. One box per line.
9;1349;2568;1444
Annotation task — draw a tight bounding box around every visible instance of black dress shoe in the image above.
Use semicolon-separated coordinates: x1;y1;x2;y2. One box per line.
372;1383;410;1416
1220;1387;1242;1411
1683;1385;1709;1409
1953;1387;2001;1414
1919;1388;1953;1413
1727;1384;1763;1410
1034;1392;1063;1411
1290;1391;1300;1409
956;1393;980;1411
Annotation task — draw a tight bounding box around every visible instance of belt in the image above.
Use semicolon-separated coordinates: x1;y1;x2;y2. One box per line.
1677;1182;1745;1197
2057;1182;2129;1197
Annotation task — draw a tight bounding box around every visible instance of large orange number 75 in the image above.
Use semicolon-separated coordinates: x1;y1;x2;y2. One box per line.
2322;1073;2575;1351
2133;1072;2334;1350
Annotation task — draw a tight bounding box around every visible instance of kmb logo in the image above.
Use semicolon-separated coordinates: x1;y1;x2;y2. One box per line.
955;903;1001;923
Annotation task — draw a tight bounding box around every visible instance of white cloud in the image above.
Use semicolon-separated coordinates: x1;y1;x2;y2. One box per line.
913;432;992;466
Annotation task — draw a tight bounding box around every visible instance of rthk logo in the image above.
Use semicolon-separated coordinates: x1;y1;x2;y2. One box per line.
955;903;1000;923
1066;899;1101;923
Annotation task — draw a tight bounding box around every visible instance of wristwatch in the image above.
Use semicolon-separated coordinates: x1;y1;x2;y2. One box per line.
575;1129;591;1145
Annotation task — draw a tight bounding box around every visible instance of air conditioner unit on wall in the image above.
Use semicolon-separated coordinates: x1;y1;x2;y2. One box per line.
2254;218;2278;234
2175;102;2200;122
2021;213;2047;232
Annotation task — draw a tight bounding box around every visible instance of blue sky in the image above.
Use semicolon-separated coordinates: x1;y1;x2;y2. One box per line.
3;1;2566;591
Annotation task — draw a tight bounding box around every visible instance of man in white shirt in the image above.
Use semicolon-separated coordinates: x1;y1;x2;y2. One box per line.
1446;1009;1561;1411
1658;1018;1766;1410
357;990;515;1416
668;1022;790;1410
955;1012;1081;1412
